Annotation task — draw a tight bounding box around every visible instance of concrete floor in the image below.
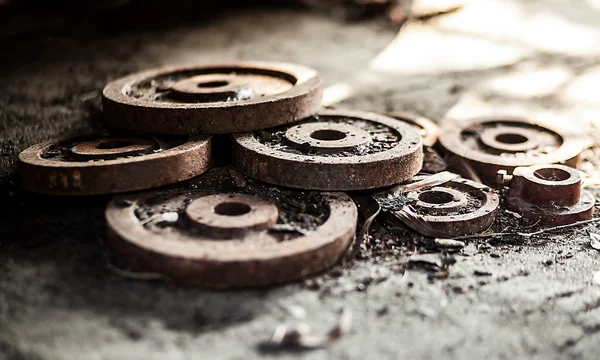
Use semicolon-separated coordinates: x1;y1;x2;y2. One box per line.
1;1;600;359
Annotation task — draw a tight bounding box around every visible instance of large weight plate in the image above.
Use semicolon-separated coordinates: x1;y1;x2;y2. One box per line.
102;61;323;134
233;109;423;190
18;134;211;195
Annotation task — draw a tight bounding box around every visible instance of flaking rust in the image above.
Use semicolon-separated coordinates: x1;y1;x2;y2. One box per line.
233;109;423;190
388;176;500;237
105;169;358;288
18;134;211;195
439;116;586;185
102;61;323;134
500;164;595;226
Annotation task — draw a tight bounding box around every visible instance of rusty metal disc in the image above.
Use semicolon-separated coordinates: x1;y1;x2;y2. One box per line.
102;61;323;134
232;109;423;191
439;116;585;185
394;176;500;236
504;165;595;226
105;174;357;288
387;112;439;147
18;134;211;195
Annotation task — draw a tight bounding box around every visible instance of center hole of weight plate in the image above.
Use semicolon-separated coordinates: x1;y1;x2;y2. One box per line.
197;81;229;88
96;140;134;149
310;129;347;141
495;133;528;144
418;190;455;204
534;168;571;181
214;202;252;216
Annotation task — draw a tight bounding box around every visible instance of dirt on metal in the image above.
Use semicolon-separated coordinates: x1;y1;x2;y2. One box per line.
232;109;423;190
439;116;586;185
503;164;595;226
105;168;357;288
102;61;323;134
388;176;500;236
18;134;212;195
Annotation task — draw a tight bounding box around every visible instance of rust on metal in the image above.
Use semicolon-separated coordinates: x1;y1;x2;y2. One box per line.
439;116;585;185
102;61;323;134
385;112;444;173
232;109;423;190
18;134;211;195
393;176;500;236
387;112;439;147
105;188;357;288
502;164;595;226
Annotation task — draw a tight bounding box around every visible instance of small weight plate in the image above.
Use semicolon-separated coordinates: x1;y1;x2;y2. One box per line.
102;61;323;134
439;116;584;184
506;165;595;226
395;176;499;236
232;109;423;190
18;134;211;195
105;169;357;288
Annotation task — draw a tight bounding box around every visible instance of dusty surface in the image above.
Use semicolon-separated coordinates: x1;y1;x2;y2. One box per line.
1;1;600;359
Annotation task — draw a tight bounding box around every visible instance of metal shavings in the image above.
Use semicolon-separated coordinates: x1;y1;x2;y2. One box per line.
268;224;309;236
374;171;459;213
393;206;454;238
344;195;381;264
504;209;523;219
269;308;352;350
140;212;179;225
449;217;600;241
383;171;459;198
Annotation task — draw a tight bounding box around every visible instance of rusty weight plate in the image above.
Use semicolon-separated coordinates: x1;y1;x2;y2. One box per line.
502;164;595;226
233;109;423;191
439;116;585;185
387;112;439;147
395;176;499;236
102;61;323;134
18;134;211;195
105;173;357;288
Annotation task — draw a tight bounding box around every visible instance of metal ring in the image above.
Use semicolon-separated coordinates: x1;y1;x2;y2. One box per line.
18;134;211;195
233;109;423;190
102;61;323;134
105;186;357;288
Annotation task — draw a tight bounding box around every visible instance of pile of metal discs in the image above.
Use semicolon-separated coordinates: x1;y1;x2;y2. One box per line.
17;61;595;288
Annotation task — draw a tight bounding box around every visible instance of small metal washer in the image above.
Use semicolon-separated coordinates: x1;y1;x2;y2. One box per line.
398;177;500;236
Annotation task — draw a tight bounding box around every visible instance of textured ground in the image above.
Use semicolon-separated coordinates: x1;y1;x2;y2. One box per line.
1;1;600;359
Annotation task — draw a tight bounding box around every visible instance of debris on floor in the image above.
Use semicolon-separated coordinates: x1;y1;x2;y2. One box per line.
14;58;598;289
268;308;352;350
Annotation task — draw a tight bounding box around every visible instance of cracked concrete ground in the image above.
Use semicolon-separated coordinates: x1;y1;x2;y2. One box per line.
1;1;600;359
